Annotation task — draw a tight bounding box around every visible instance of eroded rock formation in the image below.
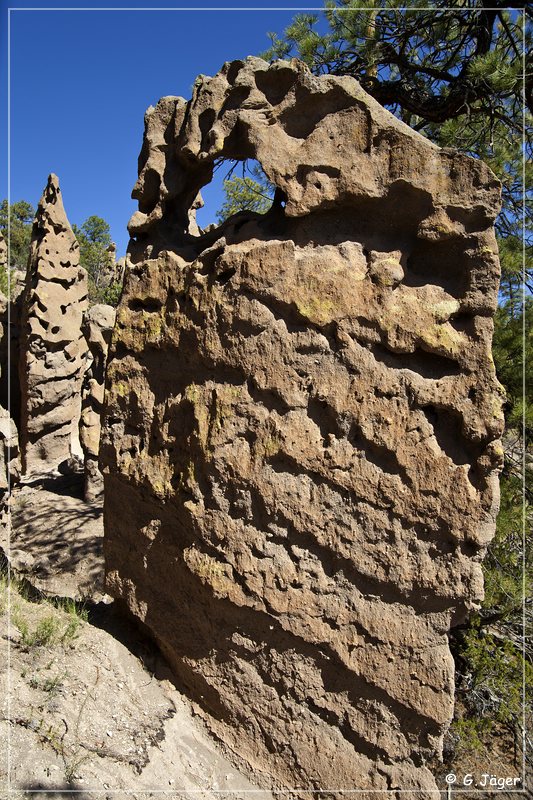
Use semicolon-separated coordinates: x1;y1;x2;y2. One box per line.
0;406;19;493
80;303;116;501
19;175;88;477
0;236;23;490
98;242;121;289
101;57;504;794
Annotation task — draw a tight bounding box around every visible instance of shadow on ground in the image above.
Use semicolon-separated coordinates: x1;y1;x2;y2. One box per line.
8;472;104;598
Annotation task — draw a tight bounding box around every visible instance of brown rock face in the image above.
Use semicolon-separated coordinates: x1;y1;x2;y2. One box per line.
19;175;88;476
101;58;504;793
80;303;116;501
0;404;19;492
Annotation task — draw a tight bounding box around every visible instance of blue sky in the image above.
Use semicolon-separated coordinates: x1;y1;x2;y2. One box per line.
1;1;321;255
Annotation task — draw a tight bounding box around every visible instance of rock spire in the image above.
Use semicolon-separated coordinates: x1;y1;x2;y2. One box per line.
19;174;88;476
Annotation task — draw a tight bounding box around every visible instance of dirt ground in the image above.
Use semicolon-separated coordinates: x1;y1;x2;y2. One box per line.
0;474;275;799
4;473;105;601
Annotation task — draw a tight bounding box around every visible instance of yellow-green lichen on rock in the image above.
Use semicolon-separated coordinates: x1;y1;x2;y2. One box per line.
382;290;466;358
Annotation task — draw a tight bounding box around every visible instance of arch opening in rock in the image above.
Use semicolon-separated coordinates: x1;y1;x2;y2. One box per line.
194;158;276;234
105;57;504;795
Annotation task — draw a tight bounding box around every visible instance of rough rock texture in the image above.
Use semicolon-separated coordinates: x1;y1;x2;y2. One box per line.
101;58;504;795
80;303;116;501
99;241;122;288
0;404;19;492
115;255;128;286
19;175;88;477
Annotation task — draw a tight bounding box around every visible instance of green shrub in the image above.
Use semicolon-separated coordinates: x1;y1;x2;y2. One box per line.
19;615;60;648
98;280;122;307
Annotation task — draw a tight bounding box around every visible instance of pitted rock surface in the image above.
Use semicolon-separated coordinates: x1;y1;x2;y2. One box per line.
80;303;116;501
19;175;88;476
101;58;504;794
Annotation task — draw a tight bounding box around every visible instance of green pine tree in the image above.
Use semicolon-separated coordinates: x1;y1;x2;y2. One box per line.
216;161;274;223
0;199;35;271
72;215;115;303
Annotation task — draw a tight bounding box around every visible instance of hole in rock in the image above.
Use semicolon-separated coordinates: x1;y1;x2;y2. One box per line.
255;66;297;106
403;238;470;297
279;83;356;139
129;297;163;313
194;159;276;233
214;267;237;285
421;404;476;467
